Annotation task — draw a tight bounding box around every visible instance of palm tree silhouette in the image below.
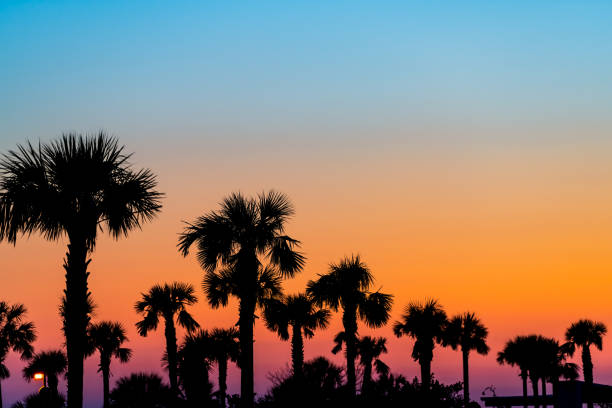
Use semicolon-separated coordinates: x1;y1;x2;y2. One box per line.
497;335;537;408
87;321;132;408
565;319;607;408
109;373;174;408
263;293;330;383
135;282;199;396
443;312;489;406
22;350;67;395
393;299;447;394
0;302;36;408
204;328;240;408
532;336;578;406
307;255;393;398
356;336;389;397
173;330;213;407
0;133;162;408
178;191;305;408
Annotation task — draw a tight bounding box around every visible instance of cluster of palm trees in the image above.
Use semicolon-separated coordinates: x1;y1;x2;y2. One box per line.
0;133;607;408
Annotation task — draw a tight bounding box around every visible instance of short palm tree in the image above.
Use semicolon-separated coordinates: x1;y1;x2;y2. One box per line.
205;328;240;408
110;373;174;408
263;293;330;382
135;282;199;396
565;319;607;408
307;255;393;397
393;299;447;393
497;335;537;407
87;321;132;408
22;350;67;395
443;312;489;406
0;302;36;408
178;191;305;408
0;133;162;408
356;336;388;396
173;331;213;407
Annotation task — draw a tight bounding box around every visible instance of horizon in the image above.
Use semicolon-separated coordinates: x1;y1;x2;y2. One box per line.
2;1;612;407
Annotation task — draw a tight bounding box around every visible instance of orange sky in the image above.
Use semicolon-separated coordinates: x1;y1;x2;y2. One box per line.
2;137;612;406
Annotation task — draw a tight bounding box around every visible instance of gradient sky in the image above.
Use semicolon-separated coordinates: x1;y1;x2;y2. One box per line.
2;1;612;407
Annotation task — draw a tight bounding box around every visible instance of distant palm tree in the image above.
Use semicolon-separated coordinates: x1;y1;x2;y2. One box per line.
87;322;132;408
356;336;388;396
533;336;578;407
497;335;537;408
565;319;607;408
0;133;162;408
443;312;489;406
263;293;330;382
22;350;67;395
173;331;213;407
0;301;36;408
393;299;447;393
307;255;393;397
109;373;174;408
204;328;240;408
135;282;199;396
178;191;305;408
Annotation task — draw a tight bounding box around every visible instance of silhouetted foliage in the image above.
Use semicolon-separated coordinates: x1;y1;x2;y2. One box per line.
0;301;36;408
87;321;132;408
263;293;329;386
170;330;213;407
109;373;175;408
307;255;393;397
22;349;66;395
10;389;65;408
565;319;607;408
135;282;199;396
203;328;240;408
0;132;162;408
393;299;447;393
179;191;305;408
443;312;489;406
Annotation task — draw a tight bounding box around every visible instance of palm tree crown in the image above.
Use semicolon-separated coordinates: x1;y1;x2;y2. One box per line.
307;255;393;397
178;191;305;408
23;350;67;394
393;299;447;391
356;336;389;396
135;282;199;396
0;301;36;379
0;132;162;408
263;293;330;380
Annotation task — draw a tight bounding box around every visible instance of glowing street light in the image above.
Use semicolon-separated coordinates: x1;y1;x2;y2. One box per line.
33;372;44;381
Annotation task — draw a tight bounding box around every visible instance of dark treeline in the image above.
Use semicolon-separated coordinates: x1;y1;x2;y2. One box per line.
0;133;607;408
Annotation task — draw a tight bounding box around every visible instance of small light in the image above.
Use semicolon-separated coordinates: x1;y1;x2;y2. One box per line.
34;373;44;380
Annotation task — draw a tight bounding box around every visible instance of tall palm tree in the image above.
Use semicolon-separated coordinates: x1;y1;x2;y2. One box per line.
178;191;305;408
307;255;393;397
205;328;240;408
443;312;489;406
263;293;330;382
356;336;388;397
565;319;607;408
22;350;67;395
497;335;537;408
0;133;162;408
393;299;447;393
87;321;132;408
135;282;199;396
0;302;36;408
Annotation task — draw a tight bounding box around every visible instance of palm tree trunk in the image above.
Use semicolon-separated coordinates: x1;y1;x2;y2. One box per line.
239;296;256;408
101;355;111;408
0;379;3;408
420;358;431;394
531;375;539;408
218;358;228;408
583;346;594;408
64;236;91;408
462;348;470;406
362;360;373;397
164;316;179;396
291;325;304;380
342;307;358;398
541;377;546;408
49;374;59;395
521;370;528;408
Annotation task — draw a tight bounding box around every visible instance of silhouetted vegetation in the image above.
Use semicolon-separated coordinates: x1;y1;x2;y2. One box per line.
22;350;66;396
